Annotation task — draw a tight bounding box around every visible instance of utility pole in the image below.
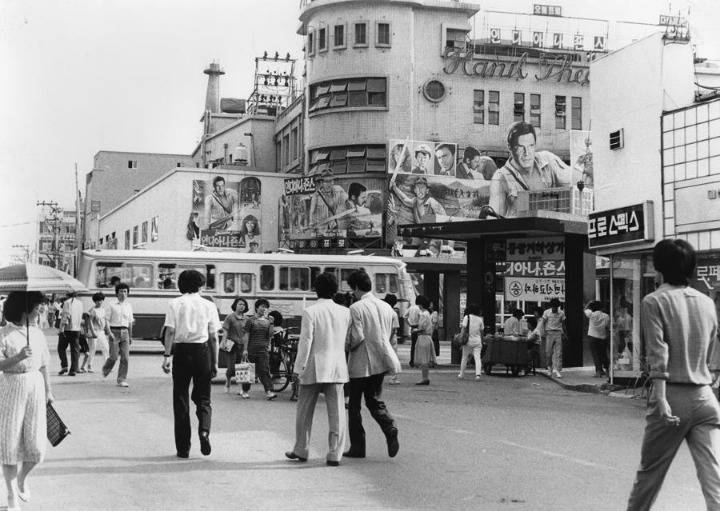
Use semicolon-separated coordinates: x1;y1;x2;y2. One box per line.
11;244;32;264
36;200;61;268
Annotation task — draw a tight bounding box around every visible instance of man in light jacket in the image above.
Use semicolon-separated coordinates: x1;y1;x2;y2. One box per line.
285;272;351;466
344;270;400;459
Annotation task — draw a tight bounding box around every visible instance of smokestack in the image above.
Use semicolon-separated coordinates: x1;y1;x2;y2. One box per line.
203;61;225;114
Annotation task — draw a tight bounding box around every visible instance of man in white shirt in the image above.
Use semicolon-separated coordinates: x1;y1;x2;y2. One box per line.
162;270;220;459
285;272;350;467
102;283;134;387
58;292;85;376
404;299;422;367
345;270;400;459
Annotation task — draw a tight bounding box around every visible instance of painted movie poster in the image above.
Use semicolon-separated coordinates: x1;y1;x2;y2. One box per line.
191;175;262;251
279;172;384;248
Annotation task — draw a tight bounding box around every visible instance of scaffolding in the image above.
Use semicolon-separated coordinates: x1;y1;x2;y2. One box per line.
246;51;297;116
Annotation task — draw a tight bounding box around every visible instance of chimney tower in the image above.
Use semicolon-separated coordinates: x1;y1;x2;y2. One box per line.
203;61;225;114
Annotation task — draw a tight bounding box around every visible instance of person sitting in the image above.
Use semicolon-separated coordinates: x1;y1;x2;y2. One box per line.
504;309;524;337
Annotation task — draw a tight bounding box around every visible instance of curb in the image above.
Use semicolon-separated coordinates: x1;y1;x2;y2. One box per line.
536;369;603;394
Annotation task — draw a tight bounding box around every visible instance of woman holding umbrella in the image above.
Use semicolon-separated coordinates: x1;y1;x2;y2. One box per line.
0;291;54;510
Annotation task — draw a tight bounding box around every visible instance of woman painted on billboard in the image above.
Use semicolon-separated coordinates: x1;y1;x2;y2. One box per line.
389;143;412;173
240;215;260;248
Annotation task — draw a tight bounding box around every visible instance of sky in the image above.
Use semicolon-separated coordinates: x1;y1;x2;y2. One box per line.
0;0;718;266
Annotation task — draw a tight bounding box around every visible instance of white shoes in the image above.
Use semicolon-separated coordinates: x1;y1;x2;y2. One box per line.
117;381;129;387
457;373;463;379
475;375;482;381
238;391;250;399
552;370;562;378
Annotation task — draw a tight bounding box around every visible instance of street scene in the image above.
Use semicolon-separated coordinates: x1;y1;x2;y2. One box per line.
3;0;720;510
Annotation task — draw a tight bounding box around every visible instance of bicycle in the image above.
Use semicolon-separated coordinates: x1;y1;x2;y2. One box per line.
269;327;299;395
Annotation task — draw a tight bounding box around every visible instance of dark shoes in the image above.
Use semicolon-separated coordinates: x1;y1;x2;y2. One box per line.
386;428;399;458
58;368;68;376
326;460;340;467
415;380;430;386
342;450;365;458
199;431;211;456
176;451;189;459
285;451;307;462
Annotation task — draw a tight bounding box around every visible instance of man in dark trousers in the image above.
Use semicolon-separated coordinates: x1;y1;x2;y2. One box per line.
161;270;221;459
626;239;720;510
344;270;400;459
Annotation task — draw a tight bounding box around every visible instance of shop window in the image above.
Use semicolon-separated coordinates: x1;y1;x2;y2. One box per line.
530;94;541;128
334;24;346;49
318;27;327;52
309;77;387;113
488;91;499;125
571;97;582;130
513;93;525;122
260;265;275;291
555;96;566;129
376;22;391;47
354;22;368;47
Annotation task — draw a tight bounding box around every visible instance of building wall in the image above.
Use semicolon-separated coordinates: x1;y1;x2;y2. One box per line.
199;117;276;170
275;94;304;173
97;168;287;252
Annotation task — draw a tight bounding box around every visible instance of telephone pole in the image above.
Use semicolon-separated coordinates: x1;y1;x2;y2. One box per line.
11;244;32;264
36;200;62;268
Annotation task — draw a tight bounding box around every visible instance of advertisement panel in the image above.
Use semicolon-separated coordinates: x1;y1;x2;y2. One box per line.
191;175;262;251
504;276;565;302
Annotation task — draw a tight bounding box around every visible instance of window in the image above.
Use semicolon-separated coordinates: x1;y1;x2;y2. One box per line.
354;22;368;47
158;263;215;290
95;262;152;289
309;144;386;174
222;272;253;294
307;30;315;57
260;265;275;291
473;90;484;124
530;94;541;128
376;22;391;47
488;91;499;125
150;217;158;242
513;93;525;122
128;160;137;169
279;266;311;291
283;134;290;166
324;267;361;292
571;97;582;130
132;225;139;246
375;273;399;294
555;96;566;129
309;77;387;113
334;24;346;49
124;230;130;250
610;129;624;150
141;221;148;243
291;128;298;161
445;28;468;51
318;27;327;52
422;80;446;103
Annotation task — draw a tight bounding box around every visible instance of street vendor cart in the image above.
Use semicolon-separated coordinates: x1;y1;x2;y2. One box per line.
482;335;531;376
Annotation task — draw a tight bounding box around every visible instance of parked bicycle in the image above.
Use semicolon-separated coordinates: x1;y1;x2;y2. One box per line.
269;326;299;398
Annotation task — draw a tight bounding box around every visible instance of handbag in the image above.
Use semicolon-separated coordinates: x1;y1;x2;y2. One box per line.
220;337;234;352
234;354;255;384
47;402;70;447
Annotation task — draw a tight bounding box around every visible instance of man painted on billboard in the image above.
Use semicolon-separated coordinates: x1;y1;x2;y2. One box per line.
390;175;446;224
308;168;348;234
456;146;498;180
411;144;433;174
434;143;456;177
204;176;239;230
489;121;573;218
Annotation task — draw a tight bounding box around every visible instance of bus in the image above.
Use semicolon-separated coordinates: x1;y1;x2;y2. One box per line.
76;249;415;339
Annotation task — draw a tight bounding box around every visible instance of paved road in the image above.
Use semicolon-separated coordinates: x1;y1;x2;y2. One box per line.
8;350;708;511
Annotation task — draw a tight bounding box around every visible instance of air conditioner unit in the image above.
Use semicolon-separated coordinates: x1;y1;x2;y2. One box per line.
609;128;624;150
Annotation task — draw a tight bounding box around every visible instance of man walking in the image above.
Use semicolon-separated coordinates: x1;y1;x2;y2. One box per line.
58;292;84;376
540;298;566;379
285;272;351;466
161;270;220;459
102;283;134;387
404;297;422;367
344;270;400;459
626;239;720;510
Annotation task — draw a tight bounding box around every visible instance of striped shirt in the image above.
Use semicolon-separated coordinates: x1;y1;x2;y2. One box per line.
245;315;273;351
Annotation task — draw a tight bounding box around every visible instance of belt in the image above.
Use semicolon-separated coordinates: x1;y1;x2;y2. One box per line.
110;326;128;330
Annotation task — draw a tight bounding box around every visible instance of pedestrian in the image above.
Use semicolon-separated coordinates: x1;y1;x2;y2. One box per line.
525;316;542;375
37;298;49;329
458;302;484;380
584;301;610;377
345;270;400;459
285;272;351;467
429;301;440;357
627;239;720;510
412;295;435;385
384;294;401;385
221;297;248;395
77;312;91;373
241;299;277;400
0;291;54;511
57;291;84;377
102;283;134;387
161;269;221;459
540;298;566;379
86;292;113;373
404;297;422;367
504;308;524;336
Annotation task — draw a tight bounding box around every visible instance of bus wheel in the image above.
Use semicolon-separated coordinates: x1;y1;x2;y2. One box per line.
270;357;290;392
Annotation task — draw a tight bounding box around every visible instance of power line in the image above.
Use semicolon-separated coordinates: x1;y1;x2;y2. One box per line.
0;220;35;229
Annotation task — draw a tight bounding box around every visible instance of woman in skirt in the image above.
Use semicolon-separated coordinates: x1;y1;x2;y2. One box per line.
0;291;54;510
412;295;436;385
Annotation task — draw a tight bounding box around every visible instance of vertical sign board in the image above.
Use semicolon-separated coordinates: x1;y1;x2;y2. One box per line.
504;236;566;302
588;201;654;250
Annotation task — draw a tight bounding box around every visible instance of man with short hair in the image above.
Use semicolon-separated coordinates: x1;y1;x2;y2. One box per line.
434;144;456;176
162;270;220;459
404;297;422;367
58;291;84;376
540;298;566;379
489;121;572;217
102;283;134;387
456;146;498;180
204;175;238;230
627;239;720;510
412;144;433;174
344;270;400;459
285;272;351;467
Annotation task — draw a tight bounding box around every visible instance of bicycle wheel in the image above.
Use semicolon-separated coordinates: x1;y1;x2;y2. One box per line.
270;356;290;392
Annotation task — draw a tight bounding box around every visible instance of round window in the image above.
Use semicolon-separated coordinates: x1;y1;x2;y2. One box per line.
423;79;446;103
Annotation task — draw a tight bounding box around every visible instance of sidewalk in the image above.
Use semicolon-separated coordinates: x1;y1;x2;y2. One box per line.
536;365;649;399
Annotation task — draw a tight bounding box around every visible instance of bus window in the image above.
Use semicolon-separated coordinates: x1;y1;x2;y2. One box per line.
222;273;253;294
158;263;215;291
260;265;275;291
96;262;153;289
340;269;355;292
279;266;310;291
377;273;399;294
310;266;322;291
375;274;387;294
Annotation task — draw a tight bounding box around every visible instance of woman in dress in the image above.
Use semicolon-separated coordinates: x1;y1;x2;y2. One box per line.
458;302;485;380
412;295;436;385
240;299;277;400
0;291;54;510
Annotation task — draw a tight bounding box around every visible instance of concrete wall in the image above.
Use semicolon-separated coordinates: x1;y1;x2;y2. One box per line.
200;117;276;170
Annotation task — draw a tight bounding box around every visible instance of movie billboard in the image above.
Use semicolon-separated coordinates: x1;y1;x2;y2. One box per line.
190;175;262;251
279;174;385;250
